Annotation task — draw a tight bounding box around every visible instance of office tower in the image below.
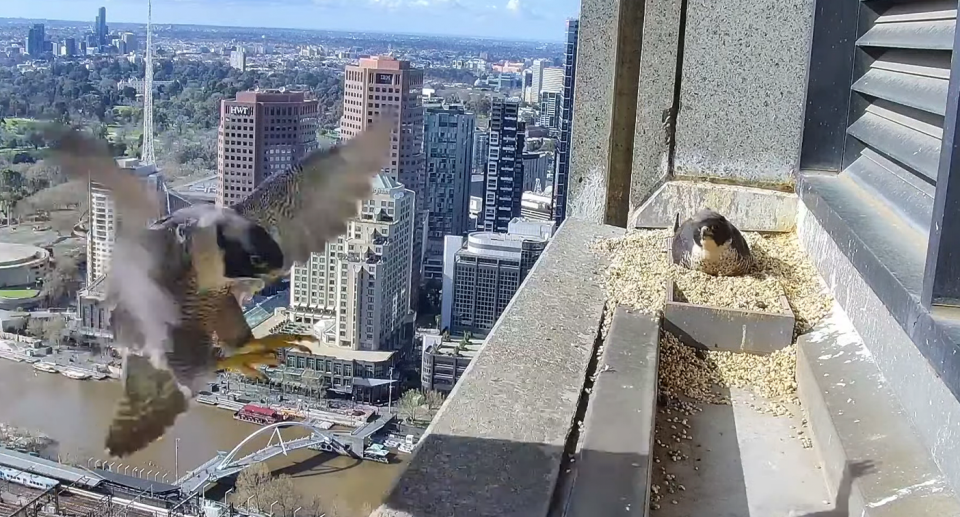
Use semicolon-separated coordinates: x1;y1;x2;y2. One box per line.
440;218;556;336
96;7;108;47
120;32;137;53
341;56;426;292
482;98;525;233
553;18;580;224
288;175;415;351
229;49;247;71
216;90;319;206
539;91;561;131
540;67;564;95
63;38;77;57
422;104;476;282
526;59;546;104
473;129;489;174
25;24;44;56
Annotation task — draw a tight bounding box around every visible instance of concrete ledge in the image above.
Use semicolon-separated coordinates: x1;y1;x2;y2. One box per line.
797;188;960;496
562;306;660;517
373;219;626;517
631;180;797;232
796;305;960;517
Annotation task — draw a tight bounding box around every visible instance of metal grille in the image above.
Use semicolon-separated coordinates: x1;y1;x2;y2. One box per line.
842;0;957;232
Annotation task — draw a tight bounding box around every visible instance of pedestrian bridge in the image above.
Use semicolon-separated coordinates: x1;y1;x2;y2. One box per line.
176;421;360;495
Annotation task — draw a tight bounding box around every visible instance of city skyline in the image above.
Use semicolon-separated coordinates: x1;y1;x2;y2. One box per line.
2;0;578;41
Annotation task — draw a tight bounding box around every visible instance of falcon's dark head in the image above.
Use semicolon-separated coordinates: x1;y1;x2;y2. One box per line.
216;222;285;281
691;210;734;248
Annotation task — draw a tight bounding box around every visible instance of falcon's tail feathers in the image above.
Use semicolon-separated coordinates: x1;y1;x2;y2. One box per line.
104;354;189;458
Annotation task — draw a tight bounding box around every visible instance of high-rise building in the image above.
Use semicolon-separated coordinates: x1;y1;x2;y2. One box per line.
482;98;525;233
63;38;78;57
289;175;415;351
422;104;475;282
539;91;561;131
216;90;319;207
526;59;546;104
120;32;137;53
230;49;247;71
553;18;580;224
25;24;44;56
96;7;108;47
440;218;555;336
341;56;426;294
540;67;564;95
473;129;490;174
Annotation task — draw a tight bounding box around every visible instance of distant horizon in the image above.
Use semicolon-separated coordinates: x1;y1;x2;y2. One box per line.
3;0;577;42
0;16;562;44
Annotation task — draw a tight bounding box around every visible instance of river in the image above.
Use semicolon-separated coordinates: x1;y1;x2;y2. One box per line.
0;359;405;517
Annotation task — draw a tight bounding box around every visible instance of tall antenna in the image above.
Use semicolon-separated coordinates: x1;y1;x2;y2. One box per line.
141;0;156;166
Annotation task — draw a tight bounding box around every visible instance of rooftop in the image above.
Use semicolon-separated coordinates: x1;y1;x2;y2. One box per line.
0;242;49;268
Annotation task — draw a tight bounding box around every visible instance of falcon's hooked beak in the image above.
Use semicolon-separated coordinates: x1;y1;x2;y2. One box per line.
699;225;718;249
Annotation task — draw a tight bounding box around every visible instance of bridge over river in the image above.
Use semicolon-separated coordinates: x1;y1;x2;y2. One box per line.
177;413;395;495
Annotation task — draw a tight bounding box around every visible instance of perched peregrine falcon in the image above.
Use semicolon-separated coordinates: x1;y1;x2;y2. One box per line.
47;121;392;457
671;208;754;276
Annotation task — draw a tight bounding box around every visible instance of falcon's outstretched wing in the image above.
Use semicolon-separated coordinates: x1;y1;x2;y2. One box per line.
230;120;393;269
46;127;179;359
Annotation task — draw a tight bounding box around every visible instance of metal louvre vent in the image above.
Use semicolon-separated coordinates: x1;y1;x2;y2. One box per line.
843;0;957;232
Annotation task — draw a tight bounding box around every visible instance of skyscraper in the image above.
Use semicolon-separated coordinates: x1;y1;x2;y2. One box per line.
482;98;525;233
25;24;44;56
96;7;108;47
216;90;319;207
341;56;426;293
288;175;415;351
526;59;546;104
422;103;476;282
553;18;580;224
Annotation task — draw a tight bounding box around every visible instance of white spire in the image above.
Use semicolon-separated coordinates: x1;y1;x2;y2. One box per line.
141;0;156;166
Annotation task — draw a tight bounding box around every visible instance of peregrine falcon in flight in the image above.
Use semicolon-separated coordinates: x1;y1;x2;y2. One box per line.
47;121;392;457
671;208;754;276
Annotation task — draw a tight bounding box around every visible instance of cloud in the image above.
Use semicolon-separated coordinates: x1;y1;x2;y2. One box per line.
505;0;520;12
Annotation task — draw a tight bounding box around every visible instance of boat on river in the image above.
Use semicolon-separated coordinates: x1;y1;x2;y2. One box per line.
32;362;58;374
60;368;92;380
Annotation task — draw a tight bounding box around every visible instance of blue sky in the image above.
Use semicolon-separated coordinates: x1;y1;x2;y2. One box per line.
2;0;579;41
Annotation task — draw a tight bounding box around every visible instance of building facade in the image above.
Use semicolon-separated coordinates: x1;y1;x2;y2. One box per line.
473;128;490;174
216;90;319;207
440;219;554;337
482;98;525;233
422;104;475;282
522;151;552;192
540;67;564;96
420;331;479;393
289;175;415;352
552;18;580;224
539;91;561;132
